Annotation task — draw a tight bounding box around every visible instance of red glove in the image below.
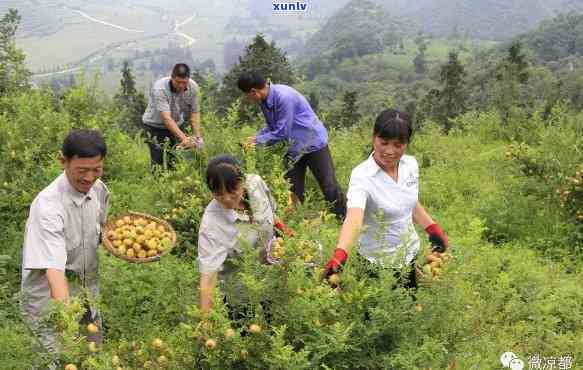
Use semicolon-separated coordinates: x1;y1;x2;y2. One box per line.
274;220;294;238
323;248;348;278
425;223;449;252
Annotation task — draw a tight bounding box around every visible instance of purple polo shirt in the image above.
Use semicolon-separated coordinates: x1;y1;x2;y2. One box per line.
256;84;328;159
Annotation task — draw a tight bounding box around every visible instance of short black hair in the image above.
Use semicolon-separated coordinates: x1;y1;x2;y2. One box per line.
171;63;190;79
62;129;107;159
237;71;266;93
206;154;244;194
373;109;412;143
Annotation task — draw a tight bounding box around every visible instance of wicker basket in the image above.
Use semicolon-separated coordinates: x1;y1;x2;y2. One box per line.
266;236;322;267
102;211;177;263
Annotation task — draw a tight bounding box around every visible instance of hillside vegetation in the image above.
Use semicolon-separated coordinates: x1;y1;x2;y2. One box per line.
1;5;583;370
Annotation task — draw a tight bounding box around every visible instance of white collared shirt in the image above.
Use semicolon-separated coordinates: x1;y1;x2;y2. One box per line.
197;174;276;275
21;173;109;322
346;153;420;266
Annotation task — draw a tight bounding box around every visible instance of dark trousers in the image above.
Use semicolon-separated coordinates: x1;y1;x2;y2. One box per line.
285;145;346;219
143;125;178;169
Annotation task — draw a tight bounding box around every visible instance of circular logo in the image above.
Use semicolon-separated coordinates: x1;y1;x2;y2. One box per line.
509;358;525;370
500;352;518;367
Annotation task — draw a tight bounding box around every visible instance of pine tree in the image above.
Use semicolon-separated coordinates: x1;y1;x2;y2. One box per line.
338;90;361;128
418;51;466;131
218;33;295;118
413;34;428;75
0;9;31;96
437;51;467;130
491;41;530;124
118;60;137;100
308;91;320;114
114;61;147;135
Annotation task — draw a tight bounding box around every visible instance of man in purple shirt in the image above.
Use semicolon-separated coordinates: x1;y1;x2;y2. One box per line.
237;71;346;219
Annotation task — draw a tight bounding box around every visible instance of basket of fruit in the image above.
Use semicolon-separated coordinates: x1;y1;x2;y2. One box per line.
102;211;177;263
266;236;322;267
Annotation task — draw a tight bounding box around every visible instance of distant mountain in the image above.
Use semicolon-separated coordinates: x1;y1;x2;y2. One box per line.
373;0;583;40
1;0;68;38
517;11;583;63
302;0;413;59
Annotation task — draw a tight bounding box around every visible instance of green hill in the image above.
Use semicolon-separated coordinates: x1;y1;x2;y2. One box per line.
374;0;583;40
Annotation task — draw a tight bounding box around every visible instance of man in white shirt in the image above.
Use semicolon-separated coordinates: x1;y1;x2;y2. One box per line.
20;129;109;368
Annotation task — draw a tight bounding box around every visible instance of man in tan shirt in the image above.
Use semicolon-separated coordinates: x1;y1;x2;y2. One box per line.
20;129;109;368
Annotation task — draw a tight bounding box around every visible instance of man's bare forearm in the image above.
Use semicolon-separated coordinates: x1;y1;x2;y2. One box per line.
46;268;69;303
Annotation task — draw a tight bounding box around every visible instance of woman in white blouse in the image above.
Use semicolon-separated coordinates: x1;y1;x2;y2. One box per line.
323;109;449;289
197;155;292;313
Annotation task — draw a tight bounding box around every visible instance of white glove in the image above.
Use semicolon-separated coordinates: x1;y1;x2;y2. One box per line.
193;137;204;150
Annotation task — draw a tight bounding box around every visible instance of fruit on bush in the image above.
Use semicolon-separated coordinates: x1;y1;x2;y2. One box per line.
248;324;262;334
240;349;249;360
270;238;319;264
415;304;423;312
151;338;163;350
157;355;168;365
88;341;98;353
328;273;341;285
65;364;78;370
87;323;99;334
111;355;120;366
224;328;235;339
205;338;217;349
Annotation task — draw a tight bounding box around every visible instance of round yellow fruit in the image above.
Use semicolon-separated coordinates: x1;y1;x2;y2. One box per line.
224;328;235;339
111;355;120;366
123;238;133;247
117;245;127;255
123;216;131;224
115;220;124;227
87;323;99;334
205;338;217;349
328;273;341;285
157;355;168;365
151;338;163;350
147;249;157;257
137;250;147;259
157;225;166;233
147;239;157;250
248;324;261;334
144;229;154;239
65;364;78;370
113;240;122;248
88;341;98;353
136;235;146;245
126;249;135;258
156;244;166;252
